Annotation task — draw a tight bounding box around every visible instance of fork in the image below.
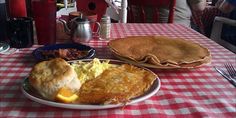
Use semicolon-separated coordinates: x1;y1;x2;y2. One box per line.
214;67;236;87
224;63;236;80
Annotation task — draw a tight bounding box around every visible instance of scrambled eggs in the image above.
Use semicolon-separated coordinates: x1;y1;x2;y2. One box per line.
71;58;115;84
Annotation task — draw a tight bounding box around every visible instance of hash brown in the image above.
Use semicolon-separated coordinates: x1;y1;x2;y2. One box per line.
77;64;157;104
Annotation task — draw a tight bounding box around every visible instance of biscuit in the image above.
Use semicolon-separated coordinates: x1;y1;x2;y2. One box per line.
29;58;81;100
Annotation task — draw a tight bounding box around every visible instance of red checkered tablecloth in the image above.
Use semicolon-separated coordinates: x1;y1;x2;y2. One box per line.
0;23;235;118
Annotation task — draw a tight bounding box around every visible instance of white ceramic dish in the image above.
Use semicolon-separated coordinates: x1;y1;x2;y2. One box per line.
21;59;161;110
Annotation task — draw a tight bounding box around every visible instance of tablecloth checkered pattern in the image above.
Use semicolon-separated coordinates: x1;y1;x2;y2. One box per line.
0;23;235;118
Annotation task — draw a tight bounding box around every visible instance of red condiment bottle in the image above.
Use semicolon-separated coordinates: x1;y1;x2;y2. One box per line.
32;0;56;45
8;0;27;17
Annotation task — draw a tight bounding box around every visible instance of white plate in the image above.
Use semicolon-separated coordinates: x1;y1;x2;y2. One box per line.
21;59;161;110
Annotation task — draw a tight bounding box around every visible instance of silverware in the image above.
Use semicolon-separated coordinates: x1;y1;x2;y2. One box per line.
224;63;236;80
214;67;236;87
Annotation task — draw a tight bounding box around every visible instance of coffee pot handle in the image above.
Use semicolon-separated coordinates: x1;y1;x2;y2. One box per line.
92;22;101;38
57;18;71;35
95;22;101;34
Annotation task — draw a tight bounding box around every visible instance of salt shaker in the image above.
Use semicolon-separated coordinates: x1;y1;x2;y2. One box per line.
99;15;111;40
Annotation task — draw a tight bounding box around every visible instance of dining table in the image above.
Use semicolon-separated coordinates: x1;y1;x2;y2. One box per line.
0;23;235;118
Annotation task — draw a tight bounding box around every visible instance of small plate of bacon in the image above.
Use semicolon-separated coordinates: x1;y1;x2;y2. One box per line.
33;43;95;61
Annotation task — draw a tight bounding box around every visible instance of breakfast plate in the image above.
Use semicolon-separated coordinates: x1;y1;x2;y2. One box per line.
32;43;95;61
21;59;161;110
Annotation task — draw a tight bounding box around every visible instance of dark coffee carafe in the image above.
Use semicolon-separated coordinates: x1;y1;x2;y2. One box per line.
5;0;34;48
7;17;34;48
0;0;8;42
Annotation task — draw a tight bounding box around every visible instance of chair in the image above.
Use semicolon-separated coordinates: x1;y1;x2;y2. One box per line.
210;16;236;53
127;0;176;23
76;0;108;21
105;0;128;23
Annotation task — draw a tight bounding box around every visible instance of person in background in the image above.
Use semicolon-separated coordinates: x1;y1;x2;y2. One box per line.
217;0;236;13
128;0;206;27
216;0;236;46
159;0;206;27
212;0;219;6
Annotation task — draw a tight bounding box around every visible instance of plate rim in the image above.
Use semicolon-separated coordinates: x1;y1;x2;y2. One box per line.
21;59;161;110
0;43;10;53
32;43;96;61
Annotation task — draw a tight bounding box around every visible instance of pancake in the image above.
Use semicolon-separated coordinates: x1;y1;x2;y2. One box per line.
108;36;211;68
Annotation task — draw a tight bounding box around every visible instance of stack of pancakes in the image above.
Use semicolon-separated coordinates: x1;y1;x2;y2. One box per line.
108;36;211;69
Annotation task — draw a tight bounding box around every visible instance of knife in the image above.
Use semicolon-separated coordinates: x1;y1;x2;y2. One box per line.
214;67;236;87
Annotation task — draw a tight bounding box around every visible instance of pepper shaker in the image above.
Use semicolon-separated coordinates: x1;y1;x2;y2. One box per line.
99;15;111;40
